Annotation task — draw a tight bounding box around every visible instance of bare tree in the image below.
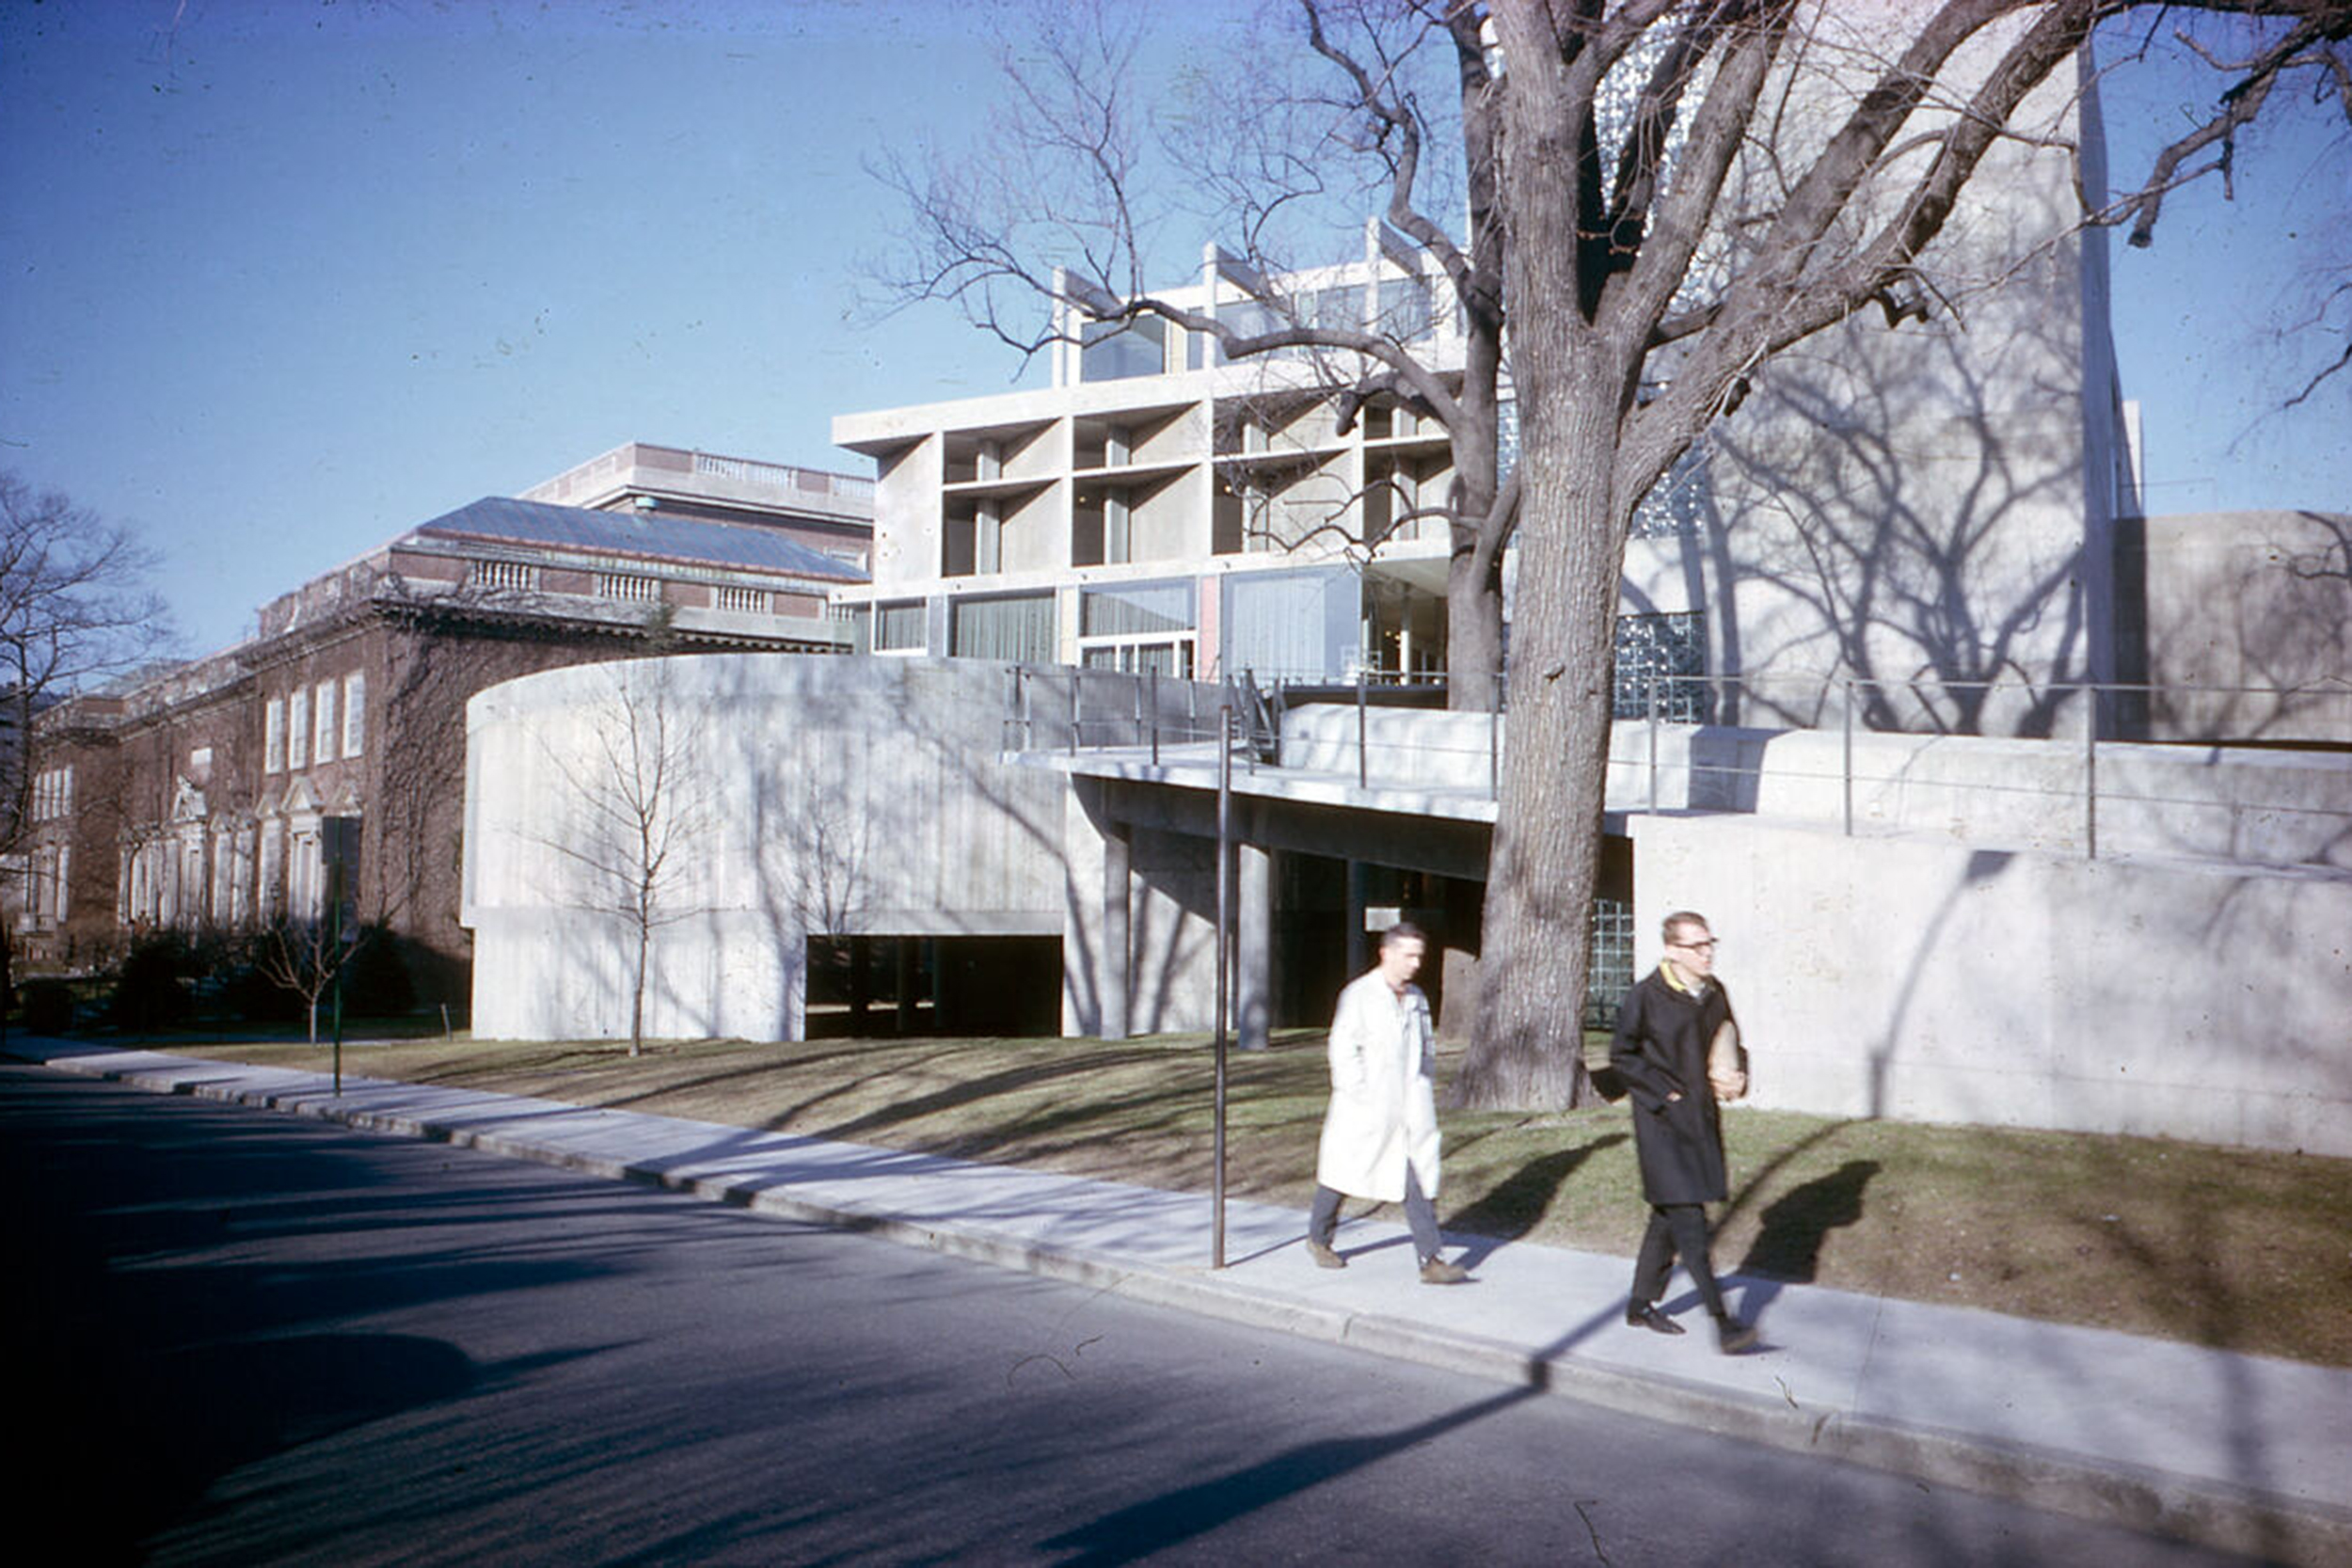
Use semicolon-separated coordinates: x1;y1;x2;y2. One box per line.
877;1;2350;1107
537;662;713;1055
250;911;360;1044
0;473;173;1022
876;0;1518;697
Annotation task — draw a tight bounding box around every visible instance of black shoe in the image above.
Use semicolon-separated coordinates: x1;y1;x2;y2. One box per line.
1716;1316;1759;1354
1627;1302;1685;1336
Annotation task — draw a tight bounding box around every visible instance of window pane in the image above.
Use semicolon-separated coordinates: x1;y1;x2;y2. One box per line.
1079;317;1168;382
1080;581;1193;638
950;594;1057;663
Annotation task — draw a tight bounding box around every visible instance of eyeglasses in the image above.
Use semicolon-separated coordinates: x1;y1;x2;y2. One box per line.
1670;937;1719;952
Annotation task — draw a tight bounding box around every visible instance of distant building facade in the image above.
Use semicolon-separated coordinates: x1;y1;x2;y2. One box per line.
8;447;872;1011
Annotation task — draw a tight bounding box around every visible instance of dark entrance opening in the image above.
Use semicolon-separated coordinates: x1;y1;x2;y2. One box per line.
805;934;1061;1039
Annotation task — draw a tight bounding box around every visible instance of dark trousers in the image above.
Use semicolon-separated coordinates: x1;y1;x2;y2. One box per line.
1310;1167;1441;1261
1632;1202;1727;1319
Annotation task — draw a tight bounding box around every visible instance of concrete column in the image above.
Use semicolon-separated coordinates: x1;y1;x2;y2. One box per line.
1237;837;1272;1051
1101;822;1132;1039
895;939;918;1035
1345;859;1375;978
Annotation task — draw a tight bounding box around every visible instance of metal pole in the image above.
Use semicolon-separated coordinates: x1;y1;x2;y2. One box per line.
1150;668;1161;766
1843;680;1855;838
1069;670;1081;755
1647;671;1661;815
1357;669;1369;790
329;856;345;1097
1213;702;1232;1269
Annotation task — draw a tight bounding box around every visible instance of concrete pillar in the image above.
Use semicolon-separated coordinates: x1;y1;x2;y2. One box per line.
1101;822;1132;1039
848;934;871;1032
895;939;917;1035
1237;837;1272;1051
1345;859;1375;978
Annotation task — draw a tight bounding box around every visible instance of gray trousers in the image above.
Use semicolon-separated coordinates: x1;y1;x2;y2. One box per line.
1309;1166;1441;1262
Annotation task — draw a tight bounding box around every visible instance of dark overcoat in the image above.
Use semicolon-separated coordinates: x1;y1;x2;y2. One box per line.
1610;968;1738;1205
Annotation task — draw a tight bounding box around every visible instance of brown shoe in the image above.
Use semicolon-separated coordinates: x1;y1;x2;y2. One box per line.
1419;1256;1470;1285
1306;1240;1345;1270
1717;1317;1760;1354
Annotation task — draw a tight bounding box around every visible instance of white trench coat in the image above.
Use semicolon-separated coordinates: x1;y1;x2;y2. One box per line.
1315;970;1442;1203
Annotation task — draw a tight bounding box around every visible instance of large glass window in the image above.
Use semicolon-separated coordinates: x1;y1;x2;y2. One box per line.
873;600;928;653
1378;275;1436;341
1216;298;1284;363
1079;581;1191;639
950;593;1057;664
1080;316;1168;382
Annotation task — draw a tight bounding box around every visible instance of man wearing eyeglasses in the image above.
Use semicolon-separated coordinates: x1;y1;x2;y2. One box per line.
1610;910;1759;1354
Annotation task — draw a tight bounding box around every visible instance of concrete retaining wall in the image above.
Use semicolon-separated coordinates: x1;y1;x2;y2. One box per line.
1630;813;2352;1156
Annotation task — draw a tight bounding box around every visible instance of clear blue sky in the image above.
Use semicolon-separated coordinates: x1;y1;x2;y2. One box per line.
3;0;2345;657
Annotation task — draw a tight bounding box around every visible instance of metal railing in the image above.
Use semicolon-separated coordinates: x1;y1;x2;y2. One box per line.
1004;664;2352;870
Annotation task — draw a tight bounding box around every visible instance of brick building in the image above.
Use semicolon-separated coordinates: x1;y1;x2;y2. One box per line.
9;446;871;1013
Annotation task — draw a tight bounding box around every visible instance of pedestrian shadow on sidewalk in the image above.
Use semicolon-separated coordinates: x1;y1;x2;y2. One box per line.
1443;1133;1628;1265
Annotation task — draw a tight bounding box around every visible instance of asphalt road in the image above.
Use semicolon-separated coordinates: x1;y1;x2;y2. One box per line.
0;1064;2254;1567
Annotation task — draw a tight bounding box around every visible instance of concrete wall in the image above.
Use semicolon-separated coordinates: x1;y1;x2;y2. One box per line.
1630;812;2352;1157
1620;45;2114;737
464;655;1067;1042
1279;705;2352;872
2118;510;2352;745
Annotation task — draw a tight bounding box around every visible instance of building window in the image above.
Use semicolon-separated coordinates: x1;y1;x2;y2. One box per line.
469;559;538;591
1583;896;1634;1030
342;672;366;757
713;583;769;614
949;593;1057;663
31;767;73;820
288;688;310;770
1078;580;1195;675
597;572;660;602
1613;611;1709;721
314;679;338;764
1378;274;1436;341
1079;315;1168;382
264;697;286;774
872;600;927;654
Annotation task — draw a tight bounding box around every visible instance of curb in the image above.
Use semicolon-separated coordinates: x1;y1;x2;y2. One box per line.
19;1045;2352;1566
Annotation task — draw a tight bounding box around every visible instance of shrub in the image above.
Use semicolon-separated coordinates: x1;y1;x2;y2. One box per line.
21;978;76;1034
108;935;198;1031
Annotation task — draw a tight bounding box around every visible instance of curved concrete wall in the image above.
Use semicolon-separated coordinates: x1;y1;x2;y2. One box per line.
463;655;1066;1042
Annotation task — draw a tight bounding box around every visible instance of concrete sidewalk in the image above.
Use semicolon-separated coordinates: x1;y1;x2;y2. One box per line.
14;1038;2350;1563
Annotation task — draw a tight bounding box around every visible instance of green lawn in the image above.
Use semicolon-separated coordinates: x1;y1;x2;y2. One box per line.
152;1027;2352;1368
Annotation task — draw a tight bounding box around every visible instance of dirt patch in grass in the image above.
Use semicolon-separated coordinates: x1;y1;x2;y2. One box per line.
163;1029;2352;1368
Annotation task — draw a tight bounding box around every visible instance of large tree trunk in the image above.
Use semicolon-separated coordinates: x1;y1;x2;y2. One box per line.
1452;2;1624;1110
1444;548;1506;714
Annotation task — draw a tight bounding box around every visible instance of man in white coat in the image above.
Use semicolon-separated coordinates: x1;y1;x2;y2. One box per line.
1305;922;1470;1284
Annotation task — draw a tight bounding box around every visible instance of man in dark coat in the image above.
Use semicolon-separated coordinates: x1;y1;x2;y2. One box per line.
1610;910;1759;1354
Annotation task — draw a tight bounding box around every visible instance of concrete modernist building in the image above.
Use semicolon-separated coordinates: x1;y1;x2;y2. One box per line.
464;40;2348;1154
830;44;2148;740
9;446;872;1008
